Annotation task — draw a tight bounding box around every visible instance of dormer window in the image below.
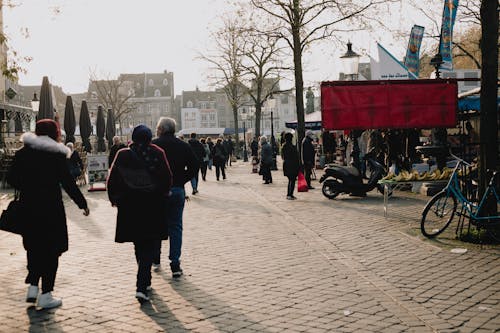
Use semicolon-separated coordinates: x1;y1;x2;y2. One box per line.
163;79;168;86
148;79;154;86
154;89;161;97
136;82;141;88
187;101;193;108
128;89;135;97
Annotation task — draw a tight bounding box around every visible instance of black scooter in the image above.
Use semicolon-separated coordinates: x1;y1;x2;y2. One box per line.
319;153;386;199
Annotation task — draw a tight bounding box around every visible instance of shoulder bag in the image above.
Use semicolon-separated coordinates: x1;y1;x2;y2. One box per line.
0;191;26;235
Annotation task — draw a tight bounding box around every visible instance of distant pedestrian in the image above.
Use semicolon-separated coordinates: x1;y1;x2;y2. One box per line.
152;117;198;279
66;142;84;180
109;136;126;167
207;137;214;170
302;130;316;189
7;119;90;309
260;136;273;184
281;132;299;199
200;138;210;181
250;136;259;157
188;133;205;195
107;125;173;303
213;138;227;181
222;135;234;166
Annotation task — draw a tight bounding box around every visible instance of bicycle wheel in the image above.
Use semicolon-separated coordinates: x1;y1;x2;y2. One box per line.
421;191;457;238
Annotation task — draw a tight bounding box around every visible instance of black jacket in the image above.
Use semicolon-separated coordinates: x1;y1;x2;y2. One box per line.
302;136;315;165
152;133;198;187
107;143;172;243
109;143;127;167
282;142;300;178
188;138;206;164
7;133;88;255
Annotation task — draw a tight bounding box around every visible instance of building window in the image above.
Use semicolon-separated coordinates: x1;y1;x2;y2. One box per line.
163;79;168;86
128;89;135;97
281;94;289;104
136;82;141;88
91;92;98;99
148;79;154;86
154;89;161;97
187;101;193;108
200;102;207;109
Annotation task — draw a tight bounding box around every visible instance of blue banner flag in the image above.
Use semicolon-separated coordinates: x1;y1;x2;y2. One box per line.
439;0;459;71
404;25;425;76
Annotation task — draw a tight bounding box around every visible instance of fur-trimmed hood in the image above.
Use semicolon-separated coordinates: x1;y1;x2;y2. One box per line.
20;132;71;158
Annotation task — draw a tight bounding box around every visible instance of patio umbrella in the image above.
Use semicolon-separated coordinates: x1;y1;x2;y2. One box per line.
96;105;106;152
64;96;76;143
37;76;54;120
105;108;115;149
79;100;92;152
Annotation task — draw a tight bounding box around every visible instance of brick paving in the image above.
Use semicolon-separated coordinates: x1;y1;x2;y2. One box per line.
0;159;498;332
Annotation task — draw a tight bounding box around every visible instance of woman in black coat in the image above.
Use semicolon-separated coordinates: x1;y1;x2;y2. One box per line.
281;132;300;199
212;138;227;181
107;125;172;303
7;119;89;309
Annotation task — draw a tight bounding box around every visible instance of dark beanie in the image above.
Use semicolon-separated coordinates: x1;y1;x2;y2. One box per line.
132;124;152;144
35;119;60;141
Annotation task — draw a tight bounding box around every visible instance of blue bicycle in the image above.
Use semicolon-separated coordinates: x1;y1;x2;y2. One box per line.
421;154;500;241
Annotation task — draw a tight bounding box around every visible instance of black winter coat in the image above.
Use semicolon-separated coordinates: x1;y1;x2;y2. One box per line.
7;133;88;255
188;138;206;164
281;142;300;178
107;143;172;243
213;142;227;166
302;136;315;165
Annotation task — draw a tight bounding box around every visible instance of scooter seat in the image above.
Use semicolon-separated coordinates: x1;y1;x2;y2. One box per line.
345;166;360;177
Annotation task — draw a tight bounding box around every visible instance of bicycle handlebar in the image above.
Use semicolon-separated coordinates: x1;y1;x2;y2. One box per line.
448;150;473;167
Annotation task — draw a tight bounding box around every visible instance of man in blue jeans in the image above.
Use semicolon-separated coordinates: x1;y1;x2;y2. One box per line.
152;117;198;277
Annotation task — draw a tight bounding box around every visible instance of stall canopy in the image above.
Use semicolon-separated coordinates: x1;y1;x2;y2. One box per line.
458;96;500;112
285;111;322;130
321;79;458;130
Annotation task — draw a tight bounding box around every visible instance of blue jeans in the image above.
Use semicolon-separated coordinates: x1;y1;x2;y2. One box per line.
153;187;185;265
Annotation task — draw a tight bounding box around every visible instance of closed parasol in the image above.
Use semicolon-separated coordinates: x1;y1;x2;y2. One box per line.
64;96;76;143
79;100;92;152
96;105;106;152
105;108;116;149
37;76;54;121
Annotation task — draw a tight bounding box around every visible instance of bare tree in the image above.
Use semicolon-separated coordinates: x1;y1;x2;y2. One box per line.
241;29;284;137
250;0;396;151
201;18;247;155
89;71;136;135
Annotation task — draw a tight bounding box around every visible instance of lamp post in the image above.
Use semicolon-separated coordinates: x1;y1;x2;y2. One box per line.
340;41;361;81
241;111;248;162
267;96;278;170
430;52;443;79
30;92;40;132
340;41;361;170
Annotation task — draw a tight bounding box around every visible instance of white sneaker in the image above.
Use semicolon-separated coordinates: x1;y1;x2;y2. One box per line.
135;292;150;304
152;264;161;272
26;285;39;303
37;292;62;309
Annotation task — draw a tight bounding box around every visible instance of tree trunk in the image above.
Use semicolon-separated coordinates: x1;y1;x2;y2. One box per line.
292;27;305;157
478;0;499;215
255;103;262;137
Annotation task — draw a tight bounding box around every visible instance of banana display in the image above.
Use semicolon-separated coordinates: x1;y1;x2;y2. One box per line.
381;168;453;182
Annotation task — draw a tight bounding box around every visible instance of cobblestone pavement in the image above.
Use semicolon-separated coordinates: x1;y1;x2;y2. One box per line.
0;160;498;332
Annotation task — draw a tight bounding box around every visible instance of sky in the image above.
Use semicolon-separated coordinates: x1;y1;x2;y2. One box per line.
4;0;441;95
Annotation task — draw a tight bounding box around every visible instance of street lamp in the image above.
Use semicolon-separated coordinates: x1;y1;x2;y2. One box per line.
340;41;361;81
340;42;361;169
430;52;444;79
267;96;278;170
241;110;248;162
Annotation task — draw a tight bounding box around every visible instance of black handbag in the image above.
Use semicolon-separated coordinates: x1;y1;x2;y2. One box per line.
0;191;25;235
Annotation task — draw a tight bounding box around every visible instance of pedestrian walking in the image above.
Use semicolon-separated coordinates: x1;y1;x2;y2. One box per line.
260;136;273;184
107;125;173;303
250;136;259;157
302;130;316;189
66;142;84;181
213;138;227;181
207;137;214;170
188;133;206;195
200;138;210;181
152;117;198;278
7;119;90;309
222;135;233;166
281;132;299;199
108;135;127;167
